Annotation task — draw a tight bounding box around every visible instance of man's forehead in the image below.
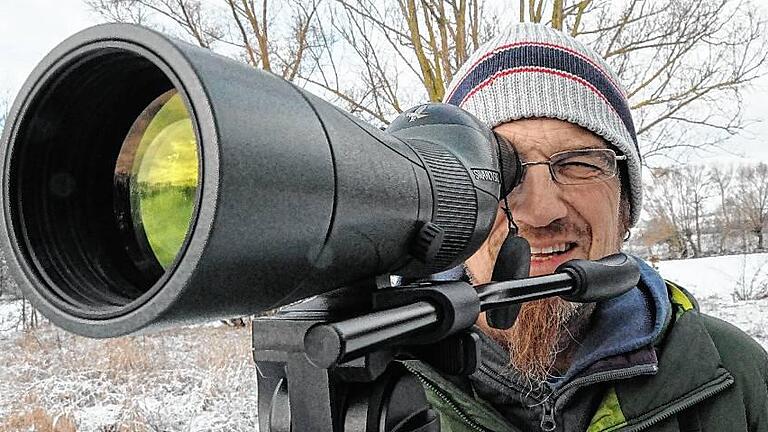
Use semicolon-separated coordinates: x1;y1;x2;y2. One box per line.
494;118;607;158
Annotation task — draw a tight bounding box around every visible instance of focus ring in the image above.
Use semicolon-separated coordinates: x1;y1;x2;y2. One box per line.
408;140;477;270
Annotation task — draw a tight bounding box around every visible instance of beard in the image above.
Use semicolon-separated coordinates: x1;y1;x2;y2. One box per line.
480;296;586;388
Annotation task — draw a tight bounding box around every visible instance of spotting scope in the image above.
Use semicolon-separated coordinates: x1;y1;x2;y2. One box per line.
0;24;520;338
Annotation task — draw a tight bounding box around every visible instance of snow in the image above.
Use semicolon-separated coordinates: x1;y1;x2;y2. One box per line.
0;300;22;334
655;252;768;300
655;253;768;350
0;254;766;430
0;322;259;431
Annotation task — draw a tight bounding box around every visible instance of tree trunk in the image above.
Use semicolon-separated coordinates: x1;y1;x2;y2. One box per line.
405;0;443;101
551;0;564;30
695;205;702;255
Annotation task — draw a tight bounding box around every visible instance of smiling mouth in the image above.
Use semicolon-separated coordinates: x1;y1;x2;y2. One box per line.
530;242;577;261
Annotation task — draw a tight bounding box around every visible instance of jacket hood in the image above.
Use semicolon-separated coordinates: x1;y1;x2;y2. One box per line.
553;257;672;386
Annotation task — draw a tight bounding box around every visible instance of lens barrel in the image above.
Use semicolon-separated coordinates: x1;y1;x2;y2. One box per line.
0;24;511;337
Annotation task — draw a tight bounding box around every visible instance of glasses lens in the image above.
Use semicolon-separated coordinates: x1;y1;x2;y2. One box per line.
114;90;199;272
550;149;616;185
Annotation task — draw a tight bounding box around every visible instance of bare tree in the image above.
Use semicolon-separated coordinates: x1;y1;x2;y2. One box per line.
571;0;766;163
687;165;713;255
342;0;768;157
635;212;681;258
85;0;768;161
85;0;322;80
709;165;735;253
301;1;411;123
643;168;689;258
319;0;493;122
643;165;712;257
736;162;768;250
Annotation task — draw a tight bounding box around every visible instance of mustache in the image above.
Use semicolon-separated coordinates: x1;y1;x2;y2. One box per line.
516;218;589;241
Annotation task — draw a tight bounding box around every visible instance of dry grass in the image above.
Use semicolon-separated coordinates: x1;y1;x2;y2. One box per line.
92;408;155;432
191;326;251;369
102;338;153;375
12;330;160;376
0;402;161;432
14;330;47;353
1;320;258;431
0;405;77;432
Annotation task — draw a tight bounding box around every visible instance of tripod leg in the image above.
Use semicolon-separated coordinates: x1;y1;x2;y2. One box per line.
286;352;338;432
256;361;286;432
344;363;440;432
257;356;340;432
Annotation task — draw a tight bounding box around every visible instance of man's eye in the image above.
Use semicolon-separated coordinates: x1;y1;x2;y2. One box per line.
555;161;604;178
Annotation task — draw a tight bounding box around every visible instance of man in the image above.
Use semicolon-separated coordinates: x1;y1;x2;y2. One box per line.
406;23;768;432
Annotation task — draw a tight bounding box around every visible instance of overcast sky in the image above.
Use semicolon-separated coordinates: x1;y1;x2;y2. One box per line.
2;0;768;165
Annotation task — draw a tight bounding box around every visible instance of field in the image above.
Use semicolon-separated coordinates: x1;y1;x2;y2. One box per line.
0;314;257;431
0;253;766;431
656;253;768;349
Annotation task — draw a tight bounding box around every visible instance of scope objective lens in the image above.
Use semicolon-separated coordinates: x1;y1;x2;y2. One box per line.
114;90;199;271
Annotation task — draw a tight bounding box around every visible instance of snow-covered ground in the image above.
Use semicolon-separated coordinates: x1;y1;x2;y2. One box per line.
656;253;768;350
0;254;766;431
0;322;258;431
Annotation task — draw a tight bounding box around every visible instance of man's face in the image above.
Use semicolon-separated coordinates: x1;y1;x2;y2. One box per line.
465;118;627;384
466;118;625;282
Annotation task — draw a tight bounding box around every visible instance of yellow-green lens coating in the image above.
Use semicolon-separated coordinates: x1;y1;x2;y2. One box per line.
115;90;198;270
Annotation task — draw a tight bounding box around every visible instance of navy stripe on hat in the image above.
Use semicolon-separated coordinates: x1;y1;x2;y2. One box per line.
446;44;638;150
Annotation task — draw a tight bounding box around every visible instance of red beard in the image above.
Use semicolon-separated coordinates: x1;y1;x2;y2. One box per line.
479;297;580;387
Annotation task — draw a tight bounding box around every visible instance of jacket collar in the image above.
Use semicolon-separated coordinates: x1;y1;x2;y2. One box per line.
406;261;734;432
612;298;734;428
552;257;672;388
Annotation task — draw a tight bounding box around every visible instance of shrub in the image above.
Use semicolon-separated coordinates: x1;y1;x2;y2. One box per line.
733;255;768;301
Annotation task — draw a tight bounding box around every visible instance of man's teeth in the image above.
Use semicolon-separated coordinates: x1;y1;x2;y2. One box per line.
530;243;571;255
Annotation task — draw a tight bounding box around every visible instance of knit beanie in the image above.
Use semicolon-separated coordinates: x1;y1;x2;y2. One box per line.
444;23;642;226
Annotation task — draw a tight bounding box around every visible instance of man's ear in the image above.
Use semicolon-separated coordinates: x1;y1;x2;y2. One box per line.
615;159;632;239
619;192;632;242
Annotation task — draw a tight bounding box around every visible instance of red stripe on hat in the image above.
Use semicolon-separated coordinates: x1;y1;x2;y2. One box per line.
460;66;613;113
447;41;623;103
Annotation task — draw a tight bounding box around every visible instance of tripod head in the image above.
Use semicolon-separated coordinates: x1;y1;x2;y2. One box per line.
253;246;640;432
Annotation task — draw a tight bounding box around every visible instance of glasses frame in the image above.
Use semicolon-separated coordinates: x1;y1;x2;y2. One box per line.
518;148;627;186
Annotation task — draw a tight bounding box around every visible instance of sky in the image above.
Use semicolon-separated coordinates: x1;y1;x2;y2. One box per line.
2;0;768;165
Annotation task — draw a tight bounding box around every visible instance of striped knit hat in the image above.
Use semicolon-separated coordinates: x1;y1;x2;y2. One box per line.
444;23;642;226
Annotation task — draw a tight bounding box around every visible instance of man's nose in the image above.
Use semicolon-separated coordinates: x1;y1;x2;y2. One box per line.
508;165;568;227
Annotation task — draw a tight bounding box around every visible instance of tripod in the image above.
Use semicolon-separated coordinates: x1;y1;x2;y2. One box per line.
252;253;639;432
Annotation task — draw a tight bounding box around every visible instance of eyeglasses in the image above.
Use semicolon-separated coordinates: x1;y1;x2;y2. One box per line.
517;148;626;186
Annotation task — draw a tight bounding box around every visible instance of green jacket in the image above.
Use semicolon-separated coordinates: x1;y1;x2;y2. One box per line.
405;283;768;432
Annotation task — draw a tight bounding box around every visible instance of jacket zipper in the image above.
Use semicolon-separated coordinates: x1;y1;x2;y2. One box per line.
478;362;549;401
479;361;659;432
540;400;556;432
407;360;731;432
618;373;734;432
404;363;490;432
552;364;659;409
534;364;659;432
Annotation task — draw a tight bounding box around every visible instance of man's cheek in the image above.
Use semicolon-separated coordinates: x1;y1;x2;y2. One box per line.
484;210;509;257
465;246;494;284
584;207;621;259
489;222;508;252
